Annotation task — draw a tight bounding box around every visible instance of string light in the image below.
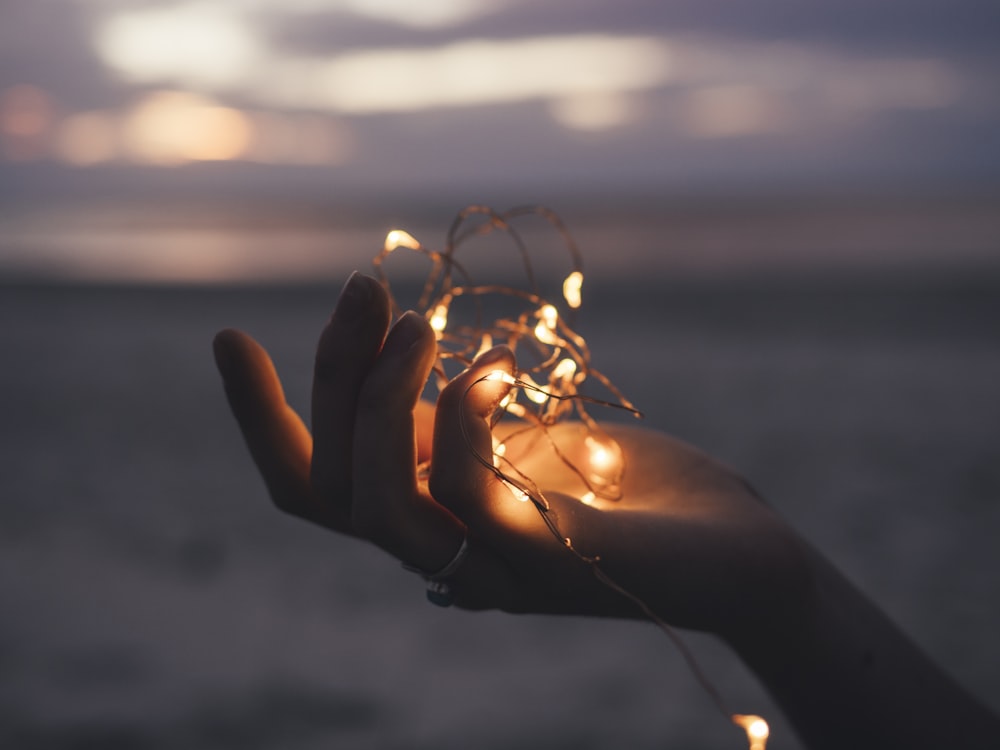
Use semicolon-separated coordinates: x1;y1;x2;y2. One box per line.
373;205;769;749
733;715;770;750
374;204;640;504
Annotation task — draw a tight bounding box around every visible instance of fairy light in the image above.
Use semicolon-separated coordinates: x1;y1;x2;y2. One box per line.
429;301;450;336
519;373;550;404
552;357;577;381
503;479;532;503
384;228;421;252
533;303;561;345
563;270;583;309
732;715;770;750
373;205;770;750
475;333;494;359
586;434;614;471
485;369;517;385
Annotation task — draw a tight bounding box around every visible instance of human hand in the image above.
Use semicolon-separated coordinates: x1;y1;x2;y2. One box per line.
213;272;809;639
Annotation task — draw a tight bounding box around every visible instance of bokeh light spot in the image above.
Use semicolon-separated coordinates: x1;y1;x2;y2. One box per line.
123;91;253;165
55;111;118;166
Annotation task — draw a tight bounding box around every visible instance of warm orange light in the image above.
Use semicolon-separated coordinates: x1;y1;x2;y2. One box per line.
520;373;550;404
583;434;625;500
563;270;583;308
552;357;577;381
732;714;769;750
491;436;506;468
505;402;527;418
588;442;612;471
485;370;517;385
475;334;494;358
183;106;252;160
503;480;532;503
429;303;450;335
122;90;252;165
534;304;560;345
372;207;637;512
384;229;421;252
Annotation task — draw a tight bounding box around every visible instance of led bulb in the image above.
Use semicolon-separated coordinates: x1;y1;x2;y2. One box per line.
732;715;769;750
485;370;517;385
384;229;420;252
583;434;624;501
534;304;560;345
563;270;583;309
552;358;577;380
475;334;494;358
519;373;550;404
429;303;449;334
503;480;531;503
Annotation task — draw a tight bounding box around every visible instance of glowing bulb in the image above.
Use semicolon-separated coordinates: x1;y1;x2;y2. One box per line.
503;480;531;503
580;491;596;505
384;229;421;252
485;369;517;385
563;270;583;309
583;434;624;500
748;720;768;741
492;437;506;467
429;303;449;335
552;357;577;380
534;304;560;345
506;402;527;418
586;435;614;471
732;715;769;750
475;333;494;358
539;304;558;328
520;373;550;404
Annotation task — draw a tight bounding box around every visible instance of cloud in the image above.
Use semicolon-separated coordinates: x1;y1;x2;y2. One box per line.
258;35;671;114
94;3;263;90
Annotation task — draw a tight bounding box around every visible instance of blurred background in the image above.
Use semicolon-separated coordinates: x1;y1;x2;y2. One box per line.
1;1;998;748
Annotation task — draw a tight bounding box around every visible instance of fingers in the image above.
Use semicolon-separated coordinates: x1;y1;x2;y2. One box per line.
213;328;314;520
310;272;392;528
351;311;467;571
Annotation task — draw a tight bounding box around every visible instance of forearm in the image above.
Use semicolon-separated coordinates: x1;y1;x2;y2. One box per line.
727;544;999;750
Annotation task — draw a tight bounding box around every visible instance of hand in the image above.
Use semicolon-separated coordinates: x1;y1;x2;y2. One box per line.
213;272;809;638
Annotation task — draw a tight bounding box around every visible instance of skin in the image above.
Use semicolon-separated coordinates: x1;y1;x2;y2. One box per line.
214;272;999;749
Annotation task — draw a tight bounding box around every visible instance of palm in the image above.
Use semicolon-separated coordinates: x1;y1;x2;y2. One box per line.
441;420;808;634
215;273;807;638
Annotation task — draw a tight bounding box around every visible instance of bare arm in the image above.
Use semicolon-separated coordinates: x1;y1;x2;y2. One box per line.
213;272;999;749
728;546;999;749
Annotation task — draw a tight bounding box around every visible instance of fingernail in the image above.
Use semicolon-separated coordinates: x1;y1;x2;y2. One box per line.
335;271;369;322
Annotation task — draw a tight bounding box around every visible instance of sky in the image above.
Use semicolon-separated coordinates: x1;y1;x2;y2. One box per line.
2;0;999;199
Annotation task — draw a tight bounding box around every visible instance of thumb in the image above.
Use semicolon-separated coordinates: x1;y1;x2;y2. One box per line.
428;346;529;531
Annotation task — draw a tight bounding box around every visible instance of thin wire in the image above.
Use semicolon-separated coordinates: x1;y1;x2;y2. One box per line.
376;205;762;747
460;374;734;722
